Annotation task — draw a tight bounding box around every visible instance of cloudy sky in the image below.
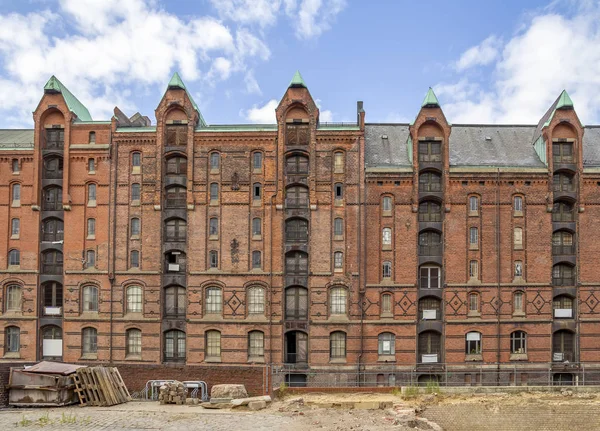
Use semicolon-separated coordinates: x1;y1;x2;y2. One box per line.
0;0;599;127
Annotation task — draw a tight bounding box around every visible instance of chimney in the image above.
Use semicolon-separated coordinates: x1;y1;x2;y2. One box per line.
357;101;365;131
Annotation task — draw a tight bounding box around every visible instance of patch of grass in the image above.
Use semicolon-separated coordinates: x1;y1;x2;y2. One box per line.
278;382;289;398
425;380;441;394
402;385;420;399
16;415;32;427
391;387;402;396
59;412;77;424
37;412;51;426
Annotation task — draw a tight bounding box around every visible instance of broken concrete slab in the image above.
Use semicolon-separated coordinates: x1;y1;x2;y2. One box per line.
231;395;272;407
211;384;248;400
248;400;267;411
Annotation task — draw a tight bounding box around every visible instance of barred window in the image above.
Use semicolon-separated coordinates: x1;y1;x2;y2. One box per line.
330;287;347;315
334;251;343;269
208;250;219;269
206;330;221;358
5;285;22;311
378;332;395;355
381;294;392;315
248;331;264;358
382;262;392;279
252;250;262;269
82;327;98;355
247;287;265;314
5;326;20;353
205;287;222;314
126;329;142;356
330;331;346;359
126;286;142;313
82;286;98;312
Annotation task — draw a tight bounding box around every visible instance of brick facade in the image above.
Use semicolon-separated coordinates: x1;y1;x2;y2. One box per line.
0;74;599;388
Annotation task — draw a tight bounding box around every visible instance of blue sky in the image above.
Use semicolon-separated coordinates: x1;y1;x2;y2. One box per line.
0;0;599;128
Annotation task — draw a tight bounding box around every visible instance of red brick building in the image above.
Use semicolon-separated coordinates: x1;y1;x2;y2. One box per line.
1;72;599;387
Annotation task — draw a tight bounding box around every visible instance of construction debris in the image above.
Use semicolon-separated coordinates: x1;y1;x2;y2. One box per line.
158;381;188;405
231;395;272;407
73;366;131;407
210;384;248;401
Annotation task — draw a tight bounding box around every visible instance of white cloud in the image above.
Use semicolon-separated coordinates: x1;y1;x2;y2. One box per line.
0;0;274;126
455;36;501;71
244;70;262;95
209;0;282;28
315;98;333;122
287;0;347;40
439;4;600;124
243;99;278;123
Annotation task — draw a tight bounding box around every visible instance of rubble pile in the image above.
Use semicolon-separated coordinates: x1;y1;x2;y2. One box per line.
159;381;188;405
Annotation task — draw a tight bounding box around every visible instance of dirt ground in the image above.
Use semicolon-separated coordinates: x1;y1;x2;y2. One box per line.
2;391;600;430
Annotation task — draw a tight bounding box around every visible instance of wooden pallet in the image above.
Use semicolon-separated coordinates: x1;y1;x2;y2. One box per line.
74;367;131;407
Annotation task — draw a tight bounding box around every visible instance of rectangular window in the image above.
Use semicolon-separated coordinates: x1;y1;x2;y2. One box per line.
334;152;344;173
514;227;523;249
553;142;574;163
330;332;346;359
83;329;98;355
469;260;478;279
469;227;478;247
131;184;140;201
381;294;392;315
335;183;343;199
166;125;187;146
252;251;261;269
12;159;19;173
466;332;481;355
248;332;264;358
418;141;442;162
253;152;262;171
382;228;392;246
12;184;20;204
206;331;221;357
334;218;343;237
420;266;440;289
88;158;95;173
88;184;96;204
209;251;218;269
210;183;219;202
87;218;96;239
205;289;222;314
209;218;218;237
11;219;20;238
252;218;262;237
334;252;343;269
86;250;96;268
253;183;262;200
130;250;139;268
514;196;523;213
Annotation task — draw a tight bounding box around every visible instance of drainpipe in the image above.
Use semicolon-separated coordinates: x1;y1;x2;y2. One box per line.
269;134;279;391
496;168;501;384
109;127;117;364
357;105;366;385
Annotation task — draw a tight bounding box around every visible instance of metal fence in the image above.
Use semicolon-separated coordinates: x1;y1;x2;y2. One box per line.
272;362;600;388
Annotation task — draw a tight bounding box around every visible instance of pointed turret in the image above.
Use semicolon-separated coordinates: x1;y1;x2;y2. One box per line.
533;90;577;144
164;72;207;127
556;90;574;110
289;70;307;88
421;87;440;108
43;75;92;121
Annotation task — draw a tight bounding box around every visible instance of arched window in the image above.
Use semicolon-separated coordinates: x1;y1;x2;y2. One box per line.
5;284;22;311
131;218;141;237
126;286;142;313
513;291;524;314
381;293;392;315
419;201;441;222
205;330;221;358
210;152;220;171
82;286;98;312
5;326;20;353
511;331;527;354
285;185;309;208
131;183;141;202
330;331;346;359
164;329;186;361
330;287;347;315
285;286;308;319
210;183;219;202
382;196;392;214
553;295;574;318
11;183;21;204
166;186;187;208
208;250;219;268
552;201;574;222
333;152;344;173
82;327;98;355
419;331;441;362
87;183;96;204
333;218;343;237
205;287;222;314
468;292;479;313
131;152;141;171
165;218;186;242
164;286;185;317
88;131;96;144
552;230;574;255
252;152;263;171
285;251;308;275
130;250;140;268
42;186;62;210
378;332;395;355
8;249;20;267
166;156;187;175
469;196;479;214
465;332;482;355
419;171;442;192
382;262;392;279
469;260;479;279
41;250;63;274
43;157;63;179
286;154;309;174
248;331;264;358
419;230;442;255
209;217;218;237
334;251;343;269
42;218;64;242
285;218;308;242
553;330;574;362
382;228;392;247
553;172;575;192
247;286;265;315
469;227;478;247
126;329;142;357
552;264;575;286
87;218;95;239
514;195;523;213
252;218;262;237
419;296;441;320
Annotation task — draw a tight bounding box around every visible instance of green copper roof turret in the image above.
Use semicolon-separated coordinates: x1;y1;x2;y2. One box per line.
43;75;92;121
421;87;440;108
289;70;307;88
556;90;574;110
165;72;207;127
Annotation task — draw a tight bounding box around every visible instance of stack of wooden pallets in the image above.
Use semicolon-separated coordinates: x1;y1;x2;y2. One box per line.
72;366;131;407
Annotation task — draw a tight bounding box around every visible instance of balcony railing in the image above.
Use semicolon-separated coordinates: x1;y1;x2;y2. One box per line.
552;213;575;222
284;352;308;364
552;277;576;287
419;245;442;256
41;264;63;275
285;198;309;209
43;170;63;180
165;198;186;208
419;154;442;163
553;184;576;193
419;183;442;193
553;245;575;255
419;213;442;223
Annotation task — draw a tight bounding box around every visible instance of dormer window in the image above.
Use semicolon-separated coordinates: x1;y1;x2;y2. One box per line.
418;140;441;162
553;142;573;163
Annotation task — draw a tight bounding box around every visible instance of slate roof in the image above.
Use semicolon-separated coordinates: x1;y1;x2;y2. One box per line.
0;129;34;149
583;127;600;167
364;124;411;168
449;125;545;168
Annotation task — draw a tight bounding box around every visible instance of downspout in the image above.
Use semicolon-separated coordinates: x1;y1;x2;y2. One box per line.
109;128;117;364
269;134;279;391
358;134;365;385
496;168;501;384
